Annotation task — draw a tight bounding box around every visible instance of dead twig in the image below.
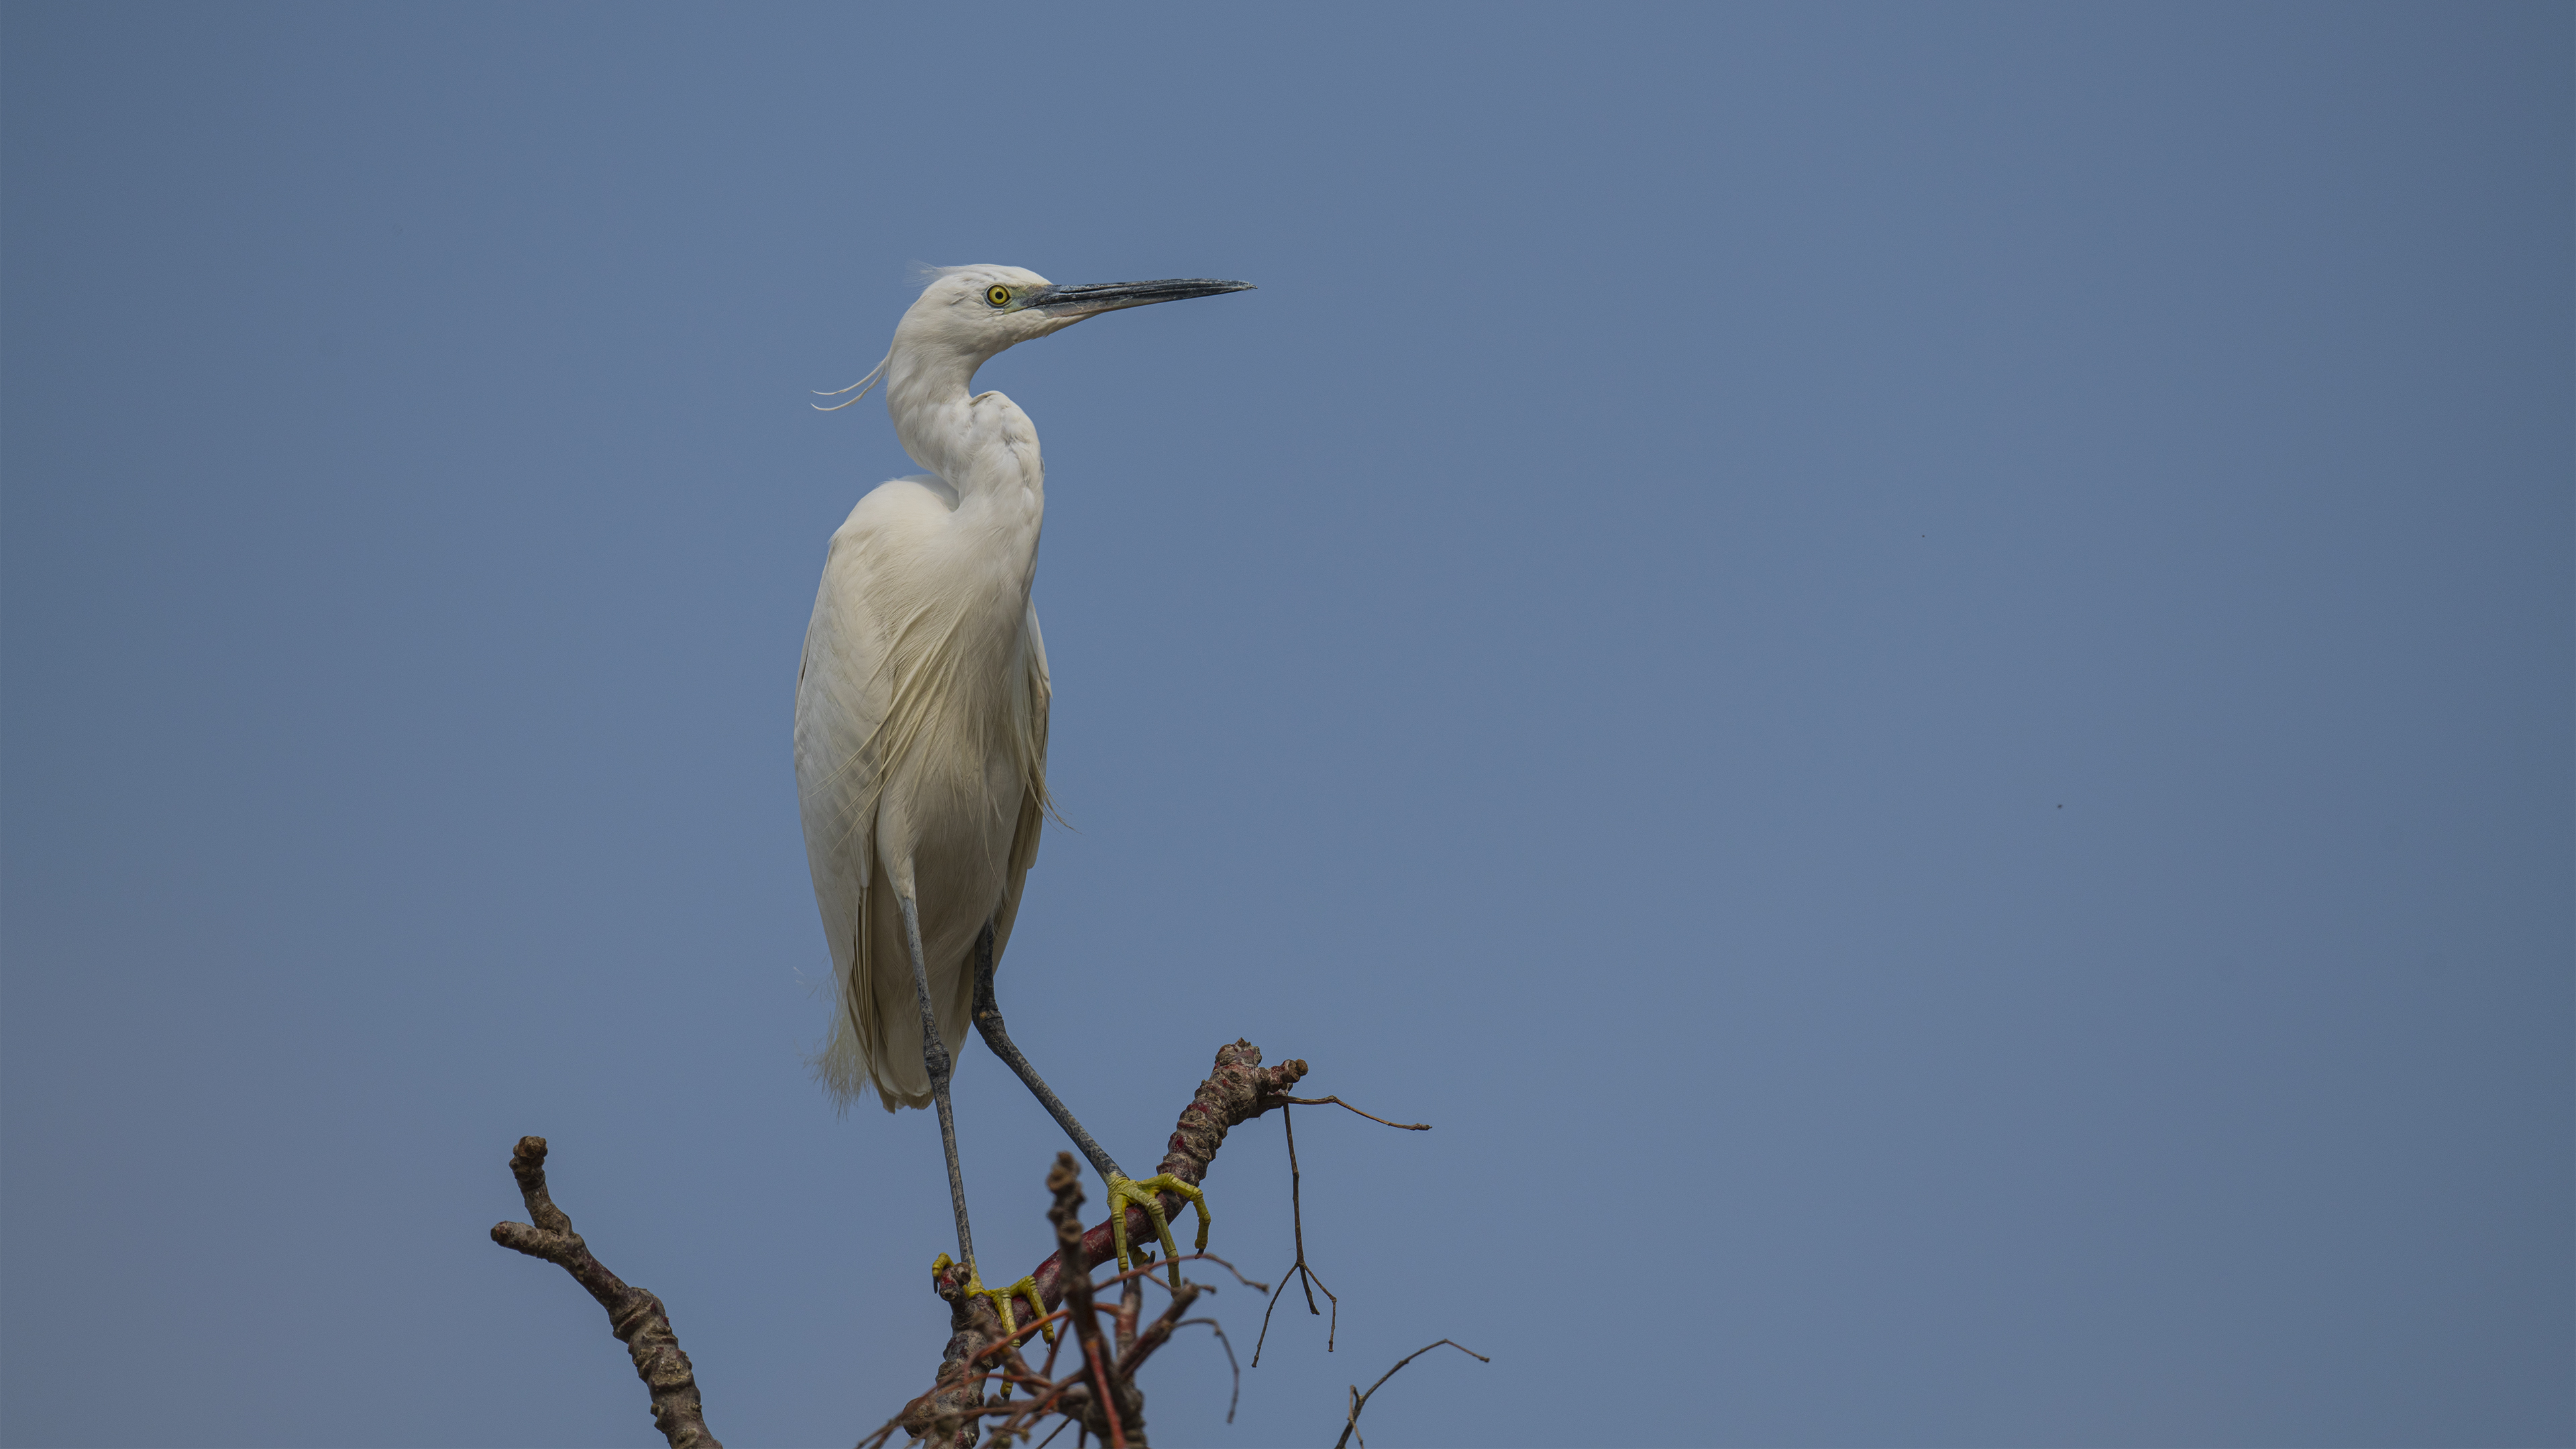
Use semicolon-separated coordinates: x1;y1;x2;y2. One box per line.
1277;1095;1432;1132
1254;1094;1428;1364
1333;1339;1489;1449
1253;1104;1337;1364
1177;1320;1241;1424
1089;1250;1265;1297
488;1136;721;1449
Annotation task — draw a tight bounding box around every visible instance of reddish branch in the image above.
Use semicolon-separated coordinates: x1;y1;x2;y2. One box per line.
488;1136;720;1449
1050;1155;1138;1445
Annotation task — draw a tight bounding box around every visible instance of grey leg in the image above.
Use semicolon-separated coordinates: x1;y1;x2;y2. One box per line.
899;894;975;1268
969;922;1126;1184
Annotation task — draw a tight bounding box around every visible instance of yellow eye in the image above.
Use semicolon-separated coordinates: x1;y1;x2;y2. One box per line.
985;284;1011;307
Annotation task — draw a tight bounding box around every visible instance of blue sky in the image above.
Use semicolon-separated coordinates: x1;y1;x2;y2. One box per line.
3;4;2568;1445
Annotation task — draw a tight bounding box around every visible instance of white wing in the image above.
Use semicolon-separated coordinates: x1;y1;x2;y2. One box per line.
989;604;1050;967
794;481;919;1109
794;478;1051;1111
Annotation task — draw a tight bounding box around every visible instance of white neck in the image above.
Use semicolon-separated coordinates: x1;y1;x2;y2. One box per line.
883;342;995;486
877;338;1047;604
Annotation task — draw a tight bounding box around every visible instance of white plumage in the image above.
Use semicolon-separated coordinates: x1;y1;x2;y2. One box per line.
796;266;1063;1110
796;264;1252;1273
794;265;1252;1173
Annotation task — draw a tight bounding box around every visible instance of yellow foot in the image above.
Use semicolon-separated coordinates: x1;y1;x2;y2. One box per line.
932;1253;1052;1348
1104;1172;1211;1288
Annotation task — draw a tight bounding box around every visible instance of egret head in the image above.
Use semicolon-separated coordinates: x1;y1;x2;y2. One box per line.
904;264;1254;358
816;266;1253;410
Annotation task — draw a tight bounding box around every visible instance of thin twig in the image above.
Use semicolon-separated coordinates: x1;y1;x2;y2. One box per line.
1177;1320;1241;1424
1332;1339;1489;1449
1089;1250;1266;1297
1254;1104;1338;1364
1277;1095;1432;1132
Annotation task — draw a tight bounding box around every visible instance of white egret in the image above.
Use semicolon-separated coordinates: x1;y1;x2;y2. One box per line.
797;266;1254;1328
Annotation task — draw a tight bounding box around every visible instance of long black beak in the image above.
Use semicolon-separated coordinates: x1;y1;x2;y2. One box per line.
1027;278;1255;316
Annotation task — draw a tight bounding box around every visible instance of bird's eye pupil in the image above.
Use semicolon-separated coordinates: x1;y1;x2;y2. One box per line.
987;286;1010;307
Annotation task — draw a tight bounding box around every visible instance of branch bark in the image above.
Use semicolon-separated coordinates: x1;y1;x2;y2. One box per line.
489;1136;721;1449
898;1257;1013;1449
1020;1041;1307;1316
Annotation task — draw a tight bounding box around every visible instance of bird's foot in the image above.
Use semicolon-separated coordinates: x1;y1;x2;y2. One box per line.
1104;1172;1210;1289
933;1253;1052;1349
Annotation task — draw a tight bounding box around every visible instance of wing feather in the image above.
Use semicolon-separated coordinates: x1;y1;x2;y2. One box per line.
796;500;899;1108
989;604;1051;967
796;483;1053;1112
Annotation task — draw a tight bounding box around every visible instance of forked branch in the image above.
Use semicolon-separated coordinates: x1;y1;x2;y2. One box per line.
1254;1093;1430;1364
1254;1104;1335;1362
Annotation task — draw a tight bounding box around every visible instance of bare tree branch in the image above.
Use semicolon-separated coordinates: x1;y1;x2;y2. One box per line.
488;1136;722;1449
1333;1340;1489;1449
495;1040;1439;1449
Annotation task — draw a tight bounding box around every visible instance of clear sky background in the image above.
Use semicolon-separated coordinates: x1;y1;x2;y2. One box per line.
3;4;2568;1446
